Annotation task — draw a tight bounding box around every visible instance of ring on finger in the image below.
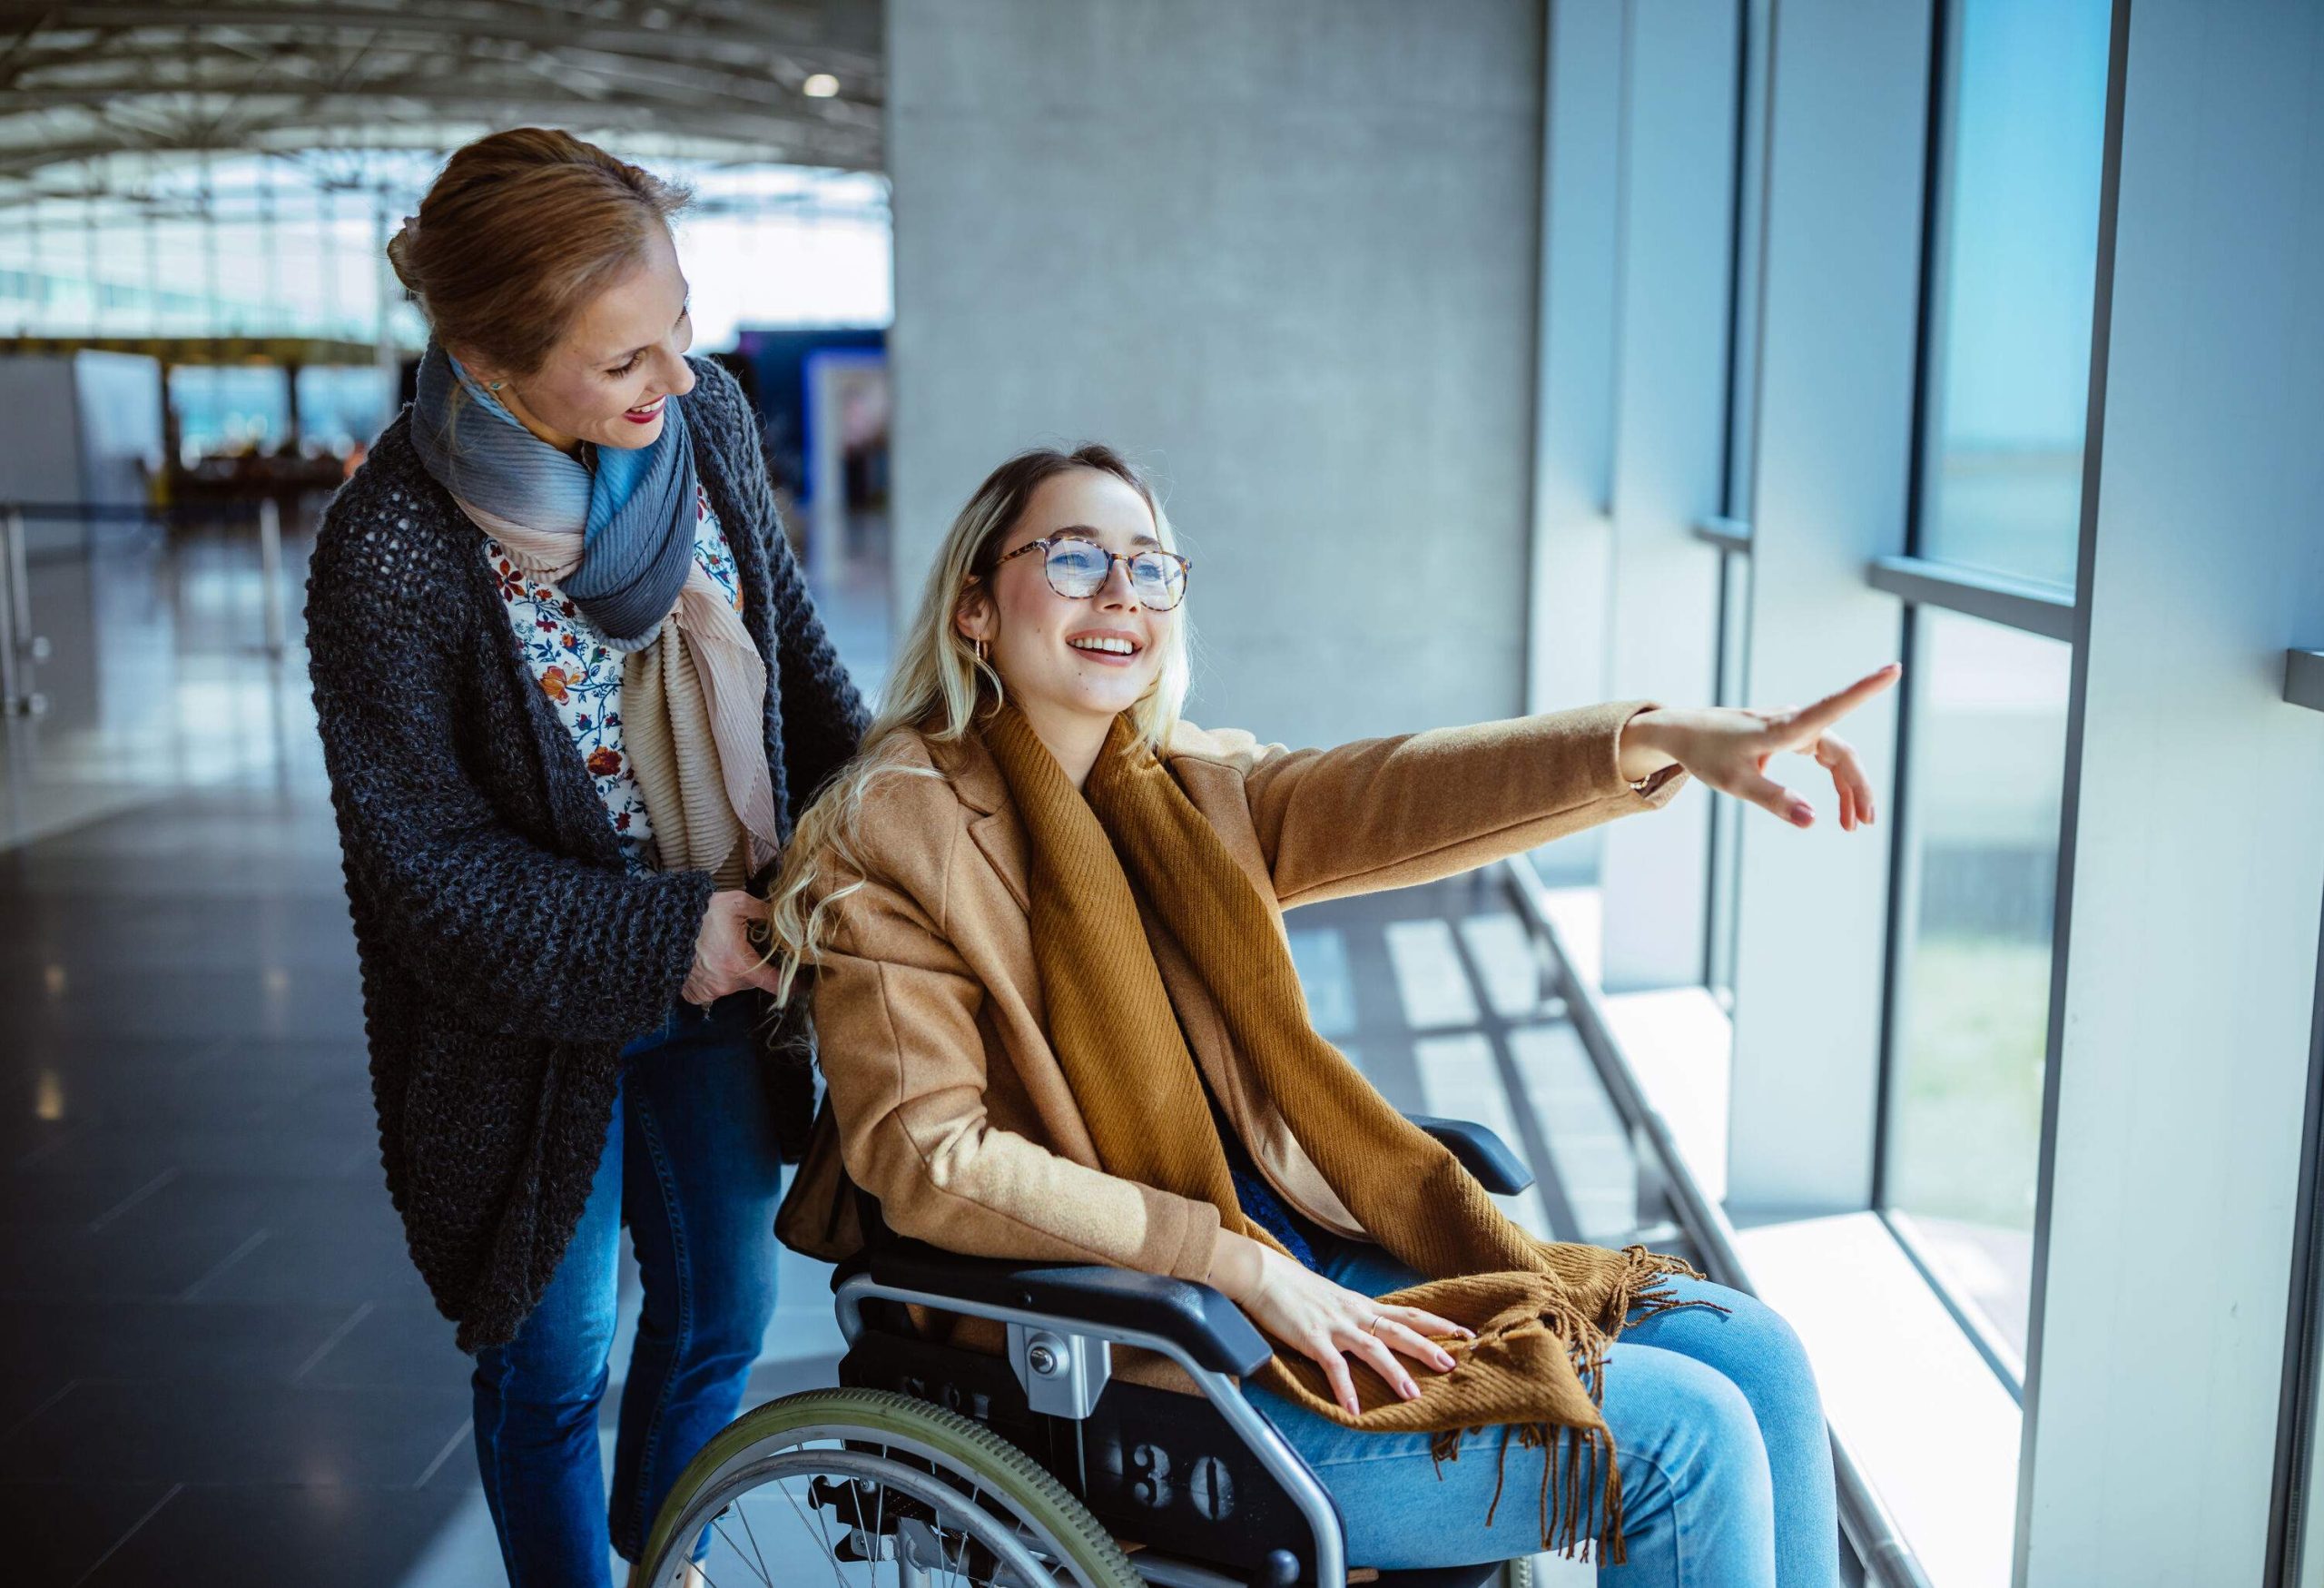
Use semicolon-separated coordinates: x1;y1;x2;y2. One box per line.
1364;1314;1385;1336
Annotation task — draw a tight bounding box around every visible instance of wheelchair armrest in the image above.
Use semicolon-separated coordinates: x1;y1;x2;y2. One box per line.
1406;1114;1535;1195
855;1239;1275;1377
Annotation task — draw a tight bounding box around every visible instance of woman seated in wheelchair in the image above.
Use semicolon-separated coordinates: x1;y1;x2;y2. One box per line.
770;445;1890;1587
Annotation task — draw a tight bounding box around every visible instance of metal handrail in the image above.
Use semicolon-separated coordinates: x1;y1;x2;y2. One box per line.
0;504;43;715
1501;855;1937;1588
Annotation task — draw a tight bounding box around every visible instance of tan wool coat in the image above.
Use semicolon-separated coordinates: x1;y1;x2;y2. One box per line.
774;701;1688;1280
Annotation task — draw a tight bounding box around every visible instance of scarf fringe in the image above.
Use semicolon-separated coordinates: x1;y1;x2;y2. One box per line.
1416;1246;1729;1563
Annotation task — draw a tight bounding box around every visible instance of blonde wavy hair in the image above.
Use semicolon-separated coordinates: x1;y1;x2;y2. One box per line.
764;443;1192;1001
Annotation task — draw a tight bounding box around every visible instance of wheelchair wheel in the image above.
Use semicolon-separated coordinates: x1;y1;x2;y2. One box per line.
637;1386;1145;1588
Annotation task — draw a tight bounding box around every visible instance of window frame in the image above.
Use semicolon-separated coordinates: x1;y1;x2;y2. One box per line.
1697;0;1771;1004
1862;0;2118;1405
2270;900;2324;1585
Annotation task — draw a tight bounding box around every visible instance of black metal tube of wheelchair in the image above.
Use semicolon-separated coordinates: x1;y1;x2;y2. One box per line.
1501;857;1936;1588
833;1274;1350;1588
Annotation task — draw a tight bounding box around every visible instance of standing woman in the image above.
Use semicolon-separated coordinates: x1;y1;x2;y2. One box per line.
305;129;867;1586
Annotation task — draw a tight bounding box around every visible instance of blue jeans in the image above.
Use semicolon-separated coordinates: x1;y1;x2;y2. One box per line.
1245;1237;1840;1587
469;995;783;1586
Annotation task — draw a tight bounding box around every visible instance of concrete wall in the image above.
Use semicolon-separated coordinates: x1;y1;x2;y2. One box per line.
884;0;1544;746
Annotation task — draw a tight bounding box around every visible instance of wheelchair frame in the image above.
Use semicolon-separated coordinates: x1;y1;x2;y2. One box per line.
645;1116;1533;1588
827;1115;1537;1588
835;1259;1332;1587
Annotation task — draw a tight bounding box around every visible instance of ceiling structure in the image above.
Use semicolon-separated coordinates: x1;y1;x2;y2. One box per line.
0;1;885;212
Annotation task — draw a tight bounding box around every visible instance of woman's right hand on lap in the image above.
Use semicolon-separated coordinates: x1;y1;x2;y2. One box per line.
1212;1235;1472;1415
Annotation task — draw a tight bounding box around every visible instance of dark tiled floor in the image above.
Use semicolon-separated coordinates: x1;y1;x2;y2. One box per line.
0;777;862;1587
83;1483;484;1588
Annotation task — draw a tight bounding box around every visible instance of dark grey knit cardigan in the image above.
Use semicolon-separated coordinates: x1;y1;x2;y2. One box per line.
306;357;867;1352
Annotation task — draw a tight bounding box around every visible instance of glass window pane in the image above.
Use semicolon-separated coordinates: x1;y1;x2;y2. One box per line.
1918;0;2111;589
169;365;291;460
1885;608;2071;1361
293;367;395;458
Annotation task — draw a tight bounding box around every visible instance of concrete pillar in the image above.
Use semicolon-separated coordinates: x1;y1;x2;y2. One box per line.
884;0;1546;746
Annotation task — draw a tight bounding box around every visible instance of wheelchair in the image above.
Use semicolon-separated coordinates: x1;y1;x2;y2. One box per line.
635;1115;1547;1588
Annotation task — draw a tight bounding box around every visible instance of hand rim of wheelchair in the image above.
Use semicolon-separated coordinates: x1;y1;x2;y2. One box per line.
635;1386;1145;1587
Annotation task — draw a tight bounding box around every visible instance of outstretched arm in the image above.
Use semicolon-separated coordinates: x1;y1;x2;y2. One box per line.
1236;663;1899;908
1239;700;1689;909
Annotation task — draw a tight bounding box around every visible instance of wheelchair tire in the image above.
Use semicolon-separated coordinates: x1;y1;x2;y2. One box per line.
636;1386;1146;1588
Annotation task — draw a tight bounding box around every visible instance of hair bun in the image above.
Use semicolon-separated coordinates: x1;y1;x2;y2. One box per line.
385;213;424;292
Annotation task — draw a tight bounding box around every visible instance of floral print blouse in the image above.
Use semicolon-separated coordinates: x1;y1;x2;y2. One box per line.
484;483;743;871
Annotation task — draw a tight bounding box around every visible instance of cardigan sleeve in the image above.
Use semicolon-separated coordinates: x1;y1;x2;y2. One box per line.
1238;701;1689;909
693;358;870;822
812;863;1224;1283
768;529;871;814
305;513;714;1044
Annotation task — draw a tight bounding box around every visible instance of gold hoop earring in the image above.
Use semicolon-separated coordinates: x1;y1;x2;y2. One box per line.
973;637;988;666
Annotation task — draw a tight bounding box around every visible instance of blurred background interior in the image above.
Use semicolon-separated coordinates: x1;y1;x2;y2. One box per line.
1;3;2319;1586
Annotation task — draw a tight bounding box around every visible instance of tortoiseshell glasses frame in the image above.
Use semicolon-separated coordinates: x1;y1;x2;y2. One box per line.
980;536;1192;612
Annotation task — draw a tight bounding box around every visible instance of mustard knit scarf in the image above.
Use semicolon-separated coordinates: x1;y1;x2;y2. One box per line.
981;703;1714;1560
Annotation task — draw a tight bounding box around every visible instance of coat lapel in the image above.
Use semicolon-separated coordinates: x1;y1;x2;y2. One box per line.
967;808;1031;913
926;730;1033;912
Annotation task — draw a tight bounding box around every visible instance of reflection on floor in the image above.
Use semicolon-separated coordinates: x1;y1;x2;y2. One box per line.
1;518;1665;1584
0;518;323;851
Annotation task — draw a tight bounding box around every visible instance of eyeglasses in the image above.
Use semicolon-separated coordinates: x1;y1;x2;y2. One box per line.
983;536;1192;612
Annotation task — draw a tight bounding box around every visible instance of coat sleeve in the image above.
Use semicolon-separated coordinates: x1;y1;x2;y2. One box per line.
306;517;713;1044
1237;701;1689;909
813;861;1224;1281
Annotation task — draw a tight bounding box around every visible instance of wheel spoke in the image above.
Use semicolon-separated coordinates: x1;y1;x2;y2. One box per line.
871;1448;889;1588
734;1497;775;1587
708;1512;773;1587
942;1508;973;1588
772;1465;853;1588
959;1478;984;1588
664;1410;1120;1588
